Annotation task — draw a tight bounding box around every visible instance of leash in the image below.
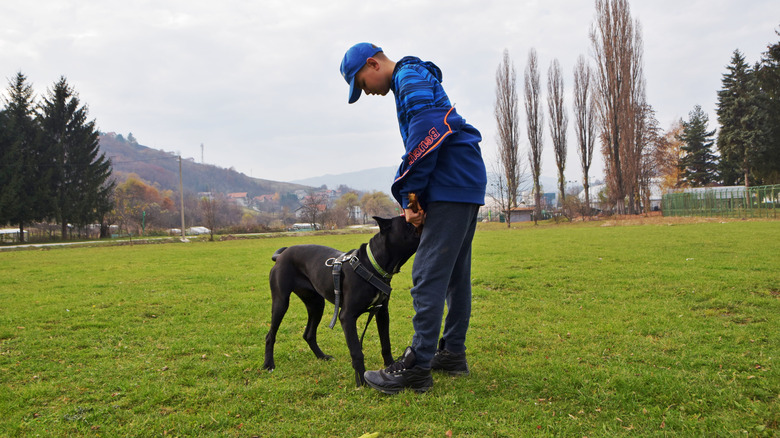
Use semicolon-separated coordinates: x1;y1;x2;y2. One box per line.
327;245;393;330
359;302;386;347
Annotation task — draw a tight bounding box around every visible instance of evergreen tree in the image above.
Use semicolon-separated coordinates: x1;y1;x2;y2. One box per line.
38;77;113;239
0;72;46;242
678;105;717;187
716;50;770;187
755;31;780;183
0;98;7;224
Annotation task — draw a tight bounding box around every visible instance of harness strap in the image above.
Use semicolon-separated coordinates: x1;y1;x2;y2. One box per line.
329;250;354;329
349;256;392;296
328;250;393;331
329;262;342;329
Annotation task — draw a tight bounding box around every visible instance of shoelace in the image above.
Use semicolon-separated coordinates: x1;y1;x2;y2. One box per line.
384;355;410;373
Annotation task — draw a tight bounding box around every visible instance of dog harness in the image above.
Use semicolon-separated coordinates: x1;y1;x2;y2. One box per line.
328;245;394;336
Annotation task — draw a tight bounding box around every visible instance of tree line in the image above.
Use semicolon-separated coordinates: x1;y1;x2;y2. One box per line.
492;0;780;223
0;73;113;242
297;188;399;230
0;69;399;242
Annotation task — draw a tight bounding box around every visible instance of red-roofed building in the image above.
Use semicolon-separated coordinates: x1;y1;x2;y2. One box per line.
228;192;248;207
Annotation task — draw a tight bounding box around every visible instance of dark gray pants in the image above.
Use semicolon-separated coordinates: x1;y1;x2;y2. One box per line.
409;201;479;366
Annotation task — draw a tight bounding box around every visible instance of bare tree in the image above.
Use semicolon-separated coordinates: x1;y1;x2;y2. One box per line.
624;23;647;214
200;194;217;241
636;102;660;213
524;48;544;225
299;190;328;229
488;159;509;223
547;58;568;209
573;55;596;219
488;157;528;225
590;0;645;214
199;192;241;239
495;49;523;227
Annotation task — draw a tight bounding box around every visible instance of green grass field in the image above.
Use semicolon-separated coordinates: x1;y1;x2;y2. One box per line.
1;219;778;437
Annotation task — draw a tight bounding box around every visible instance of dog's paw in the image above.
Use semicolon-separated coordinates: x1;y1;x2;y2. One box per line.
319;354;334;361
262;362;275;371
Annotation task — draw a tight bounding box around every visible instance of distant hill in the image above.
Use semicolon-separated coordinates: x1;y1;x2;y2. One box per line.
99;134;563;200
293;166;561;200
98;133;310;196
291;166;398;194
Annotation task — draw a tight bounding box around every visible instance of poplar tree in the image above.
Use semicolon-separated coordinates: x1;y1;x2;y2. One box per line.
547;59;567;208
590;0;646;214
494;49;524;227
573;56;596;218
678;105;717;187
524;48;544;224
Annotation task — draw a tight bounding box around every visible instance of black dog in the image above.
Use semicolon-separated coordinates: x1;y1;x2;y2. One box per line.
263;216;420;386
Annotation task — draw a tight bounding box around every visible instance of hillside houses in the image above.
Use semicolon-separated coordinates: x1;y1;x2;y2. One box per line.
227;192;248;207
215;186;362;219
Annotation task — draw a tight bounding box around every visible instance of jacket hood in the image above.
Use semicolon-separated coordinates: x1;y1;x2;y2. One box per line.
395;56;443;83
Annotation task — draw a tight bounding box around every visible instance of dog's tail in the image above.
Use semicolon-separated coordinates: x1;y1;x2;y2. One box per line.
271;247;287;262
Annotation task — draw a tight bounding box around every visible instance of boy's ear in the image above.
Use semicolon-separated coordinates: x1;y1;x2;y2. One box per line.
365;57;380;70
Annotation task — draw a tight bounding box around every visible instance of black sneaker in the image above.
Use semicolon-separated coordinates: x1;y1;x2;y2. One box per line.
430;338;470;376
363;347;433;394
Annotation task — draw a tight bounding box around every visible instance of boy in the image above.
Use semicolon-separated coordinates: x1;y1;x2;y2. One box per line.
340;43;487;394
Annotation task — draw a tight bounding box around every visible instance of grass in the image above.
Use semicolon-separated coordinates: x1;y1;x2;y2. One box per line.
0;219;778;436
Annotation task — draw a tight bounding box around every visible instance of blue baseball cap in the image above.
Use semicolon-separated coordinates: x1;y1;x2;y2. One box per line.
340;43;383;104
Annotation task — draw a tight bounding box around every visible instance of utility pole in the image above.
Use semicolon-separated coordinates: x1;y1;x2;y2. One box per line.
200;143;204;164
179;155;187;242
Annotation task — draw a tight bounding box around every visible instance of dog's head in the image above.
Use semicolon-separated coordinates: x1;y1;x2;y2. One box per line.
370;215;420;272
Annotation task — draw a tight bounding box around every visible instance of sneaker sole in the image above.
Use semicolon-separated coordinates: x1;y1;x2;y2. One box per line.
365;380;432;395
434;369;470;377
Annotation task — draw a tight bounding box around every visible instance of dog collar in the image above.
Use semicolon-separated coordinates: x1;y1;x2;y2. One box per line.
366;243;392;281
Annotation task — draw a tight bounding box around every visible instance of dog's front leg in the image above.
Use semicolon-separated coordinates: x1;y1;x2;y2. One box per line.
339;313;366;387
375;305;393;366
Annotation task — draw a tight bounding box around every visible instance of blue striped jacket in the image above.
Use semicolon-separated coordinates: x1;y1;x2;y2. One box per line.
391;56;452;144
390;57;486;210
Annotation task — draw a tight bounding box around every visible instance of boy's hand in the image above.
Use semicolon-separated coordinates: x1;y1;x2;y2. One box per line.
404;208;425;228
405;192;425;229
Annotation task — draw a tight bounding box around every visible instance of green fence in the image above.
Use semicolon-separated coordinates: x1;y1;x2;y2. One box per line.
662;185;779;218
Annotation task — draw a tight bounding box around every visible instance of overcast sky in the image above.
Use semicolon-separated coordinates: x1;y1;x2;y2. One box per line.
2;1;778;185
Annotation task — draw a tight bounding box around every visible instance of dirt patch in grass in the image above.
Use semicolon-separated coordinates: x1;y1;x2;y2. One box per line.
481;211;777;230
596;212;774;227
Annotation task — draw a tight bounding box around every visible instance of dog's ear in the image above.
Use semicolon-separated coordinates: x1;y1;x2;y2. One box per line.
373;216;391;233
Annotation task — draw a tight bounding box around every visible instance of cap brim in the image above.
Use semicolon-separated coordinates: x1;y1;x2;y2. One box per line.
348;79;361;104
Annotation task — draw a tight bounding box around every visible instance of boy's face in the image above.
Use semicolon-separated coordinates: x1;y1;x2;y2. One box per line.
354;59;391;98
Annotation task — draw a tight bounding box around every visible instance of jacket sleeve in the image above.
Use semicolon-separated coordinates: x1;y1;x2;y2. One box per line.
392;107;460;208
395;122;442;208
395;67;438;131
393;68;446;208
